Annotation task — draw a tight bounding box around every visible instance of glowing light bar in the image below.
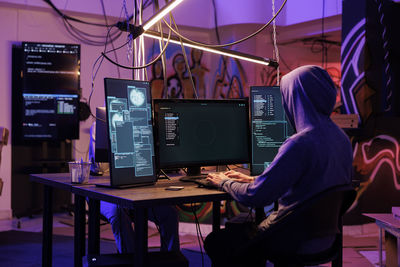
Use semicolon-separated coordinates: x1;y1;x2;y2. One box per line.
142;0;185;31
143;30;278;67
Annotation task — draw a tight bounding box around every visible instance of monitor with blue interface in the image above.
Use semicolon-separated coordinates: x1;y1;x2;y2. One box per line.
101;78;156;188
250;86;294;176
153;99;250;177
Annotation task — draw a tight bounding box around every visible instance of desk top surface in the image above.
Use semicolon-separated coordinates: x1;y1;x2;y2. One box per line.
30;173;73;190
363;213;400;229
30;173;230;208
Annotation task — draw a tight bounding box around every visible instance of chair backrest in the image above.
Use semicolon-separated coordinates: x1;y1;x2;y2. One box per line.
250;184;356;262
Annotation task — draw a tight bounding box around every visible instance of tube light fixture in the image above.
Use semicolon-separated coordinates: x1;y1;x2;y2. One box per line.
143;30;278;68
142;0;185;31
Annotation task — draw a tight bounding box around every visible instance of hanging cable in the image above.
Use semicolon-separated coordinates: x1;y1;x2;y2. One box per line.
271;0;280;85
211;0;221;43
211;0;231;93
170;14;198;99
100;0;120;78
161;0;287;49
43;0;110;27
321;0;327;69
159;21;168;98
50;0;125;47
62;18;122;46
123;0;134;63
153;0;169;98
139;0;148;80
88;29;128;121
191;203;205;267
101;24;173;70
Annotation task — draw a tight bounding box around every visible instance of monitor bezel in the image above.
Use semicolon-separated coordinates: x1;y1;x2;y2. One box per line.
153;98;251;172
104;78;157;187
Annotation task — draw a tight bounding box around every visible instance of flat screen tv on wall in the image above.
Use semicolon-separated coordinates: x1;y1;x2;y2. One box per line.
12;42;81;144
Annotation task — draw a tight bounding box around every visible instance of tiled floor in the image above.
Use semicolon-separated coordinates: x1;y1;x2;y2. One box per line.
0;213;383;266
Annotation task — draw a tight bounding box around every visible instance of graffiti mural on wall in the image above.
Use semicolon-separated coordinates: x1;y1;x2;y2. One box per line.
148;45;209;99
340;18;376;124
148;44;249;100
344;134;400;224
260;66;278;87
340;1;400;224
190;49;209;99
212;57;247;99
352;135;400;204
150;59;164;99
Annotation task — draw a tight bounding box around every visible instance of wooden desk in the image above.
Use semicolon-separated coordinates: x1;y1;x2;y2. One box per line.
363;213;400;267
29;173;80;267
30;173;230;267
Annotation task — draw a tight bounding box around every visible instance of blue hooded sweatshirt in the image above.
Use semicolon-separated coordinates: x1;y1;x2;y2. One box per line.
220;65;353;229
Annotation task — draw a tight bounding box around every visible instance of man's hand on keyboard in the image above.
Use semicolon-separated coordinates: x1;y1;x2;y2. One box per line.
206;172;229;187
207;171;255;187
223;170;255;183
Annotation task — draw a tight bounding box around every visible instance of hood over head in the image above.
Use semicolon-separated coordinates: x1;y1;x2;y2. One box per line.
280;65;337;132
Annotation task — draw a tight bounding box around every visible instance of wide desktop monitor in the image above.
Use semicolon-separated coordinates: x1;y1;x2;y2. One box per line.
101;78;157;188
153;98;250;176
250;86;294;176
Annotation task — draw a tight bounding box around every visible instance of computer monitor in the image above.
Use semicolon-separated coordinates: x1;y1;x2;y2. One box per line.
153;99;250;176
12;42;80;143
250;86;294;176
94;106;108;163
101;78;157;188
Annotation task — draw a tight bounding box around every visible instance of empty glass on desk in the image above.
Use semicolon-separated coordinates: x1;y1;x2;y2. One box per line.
69;161;91;184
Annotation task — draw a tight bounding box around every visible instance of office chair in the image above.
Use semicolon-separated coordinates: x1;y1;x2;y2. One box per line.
248;184;356;267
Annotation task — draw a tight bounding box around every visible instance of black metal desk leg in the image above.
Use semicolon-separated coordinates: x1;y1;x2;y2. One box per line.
43;185;53;267
385;230;399;267
212;201;221;232
88;199;100;254
133;208;148;267
74;195;86;267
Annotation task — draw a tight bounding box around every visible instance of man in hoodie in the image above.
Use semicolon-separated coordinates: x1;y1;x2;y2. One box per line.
204;65;353;266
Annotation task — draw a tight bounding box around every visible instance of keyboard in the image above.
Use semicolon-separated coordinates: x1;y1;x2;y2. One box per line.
179;175;207;182
193;178;217;189
178;175;217;189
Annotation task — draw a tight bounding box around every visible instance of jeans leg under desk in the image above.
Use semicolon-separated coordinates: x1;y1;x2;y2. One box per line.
133;207;148;267
43;185;53;267
74;195;86;267
88;199;100;255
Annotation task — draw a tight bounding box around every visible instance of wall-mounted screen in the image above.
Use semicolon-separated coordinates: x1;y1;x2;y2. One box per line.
12;42;80;143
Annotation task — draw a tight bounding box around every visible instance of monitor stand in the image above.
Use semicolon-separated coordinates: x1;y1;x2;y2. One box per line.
187;166;202;176
179;167;207;182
